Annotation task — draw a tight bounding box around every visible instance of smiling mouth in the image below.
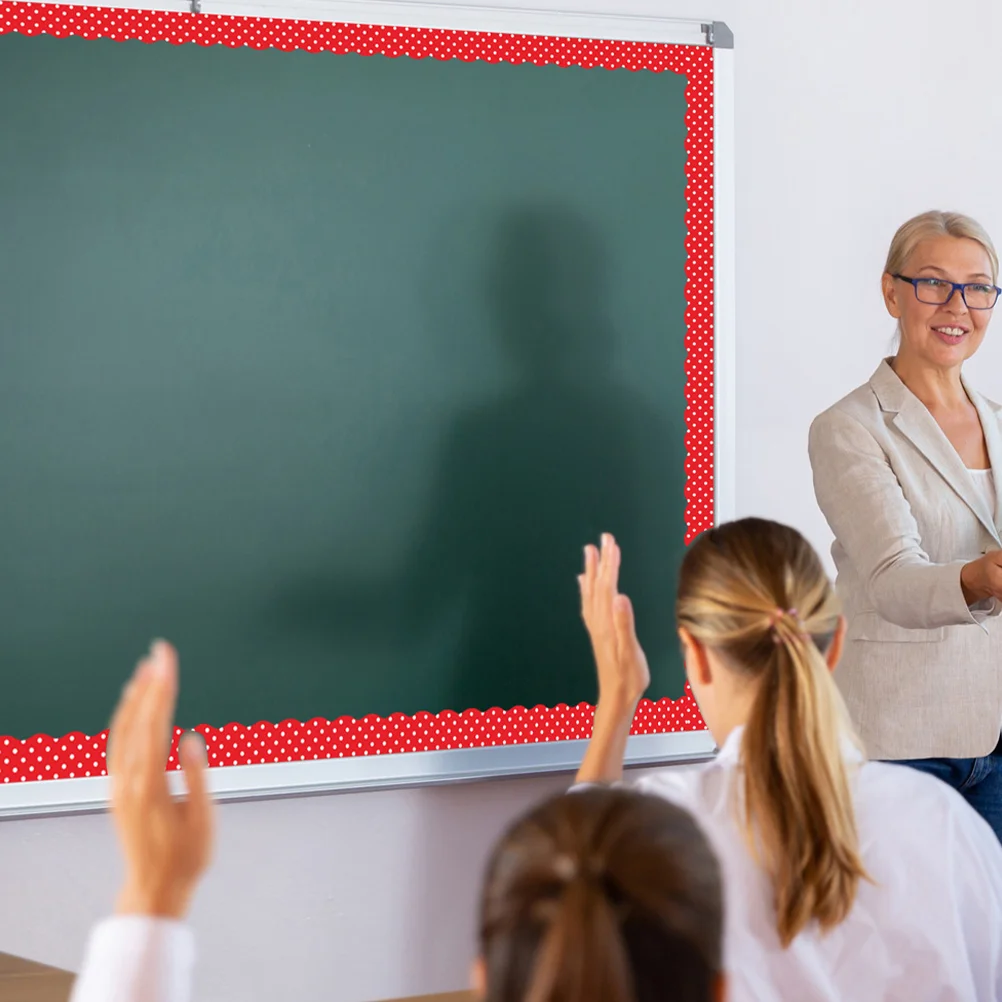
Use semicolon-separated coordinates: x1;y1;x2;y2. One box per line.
932;325;969;340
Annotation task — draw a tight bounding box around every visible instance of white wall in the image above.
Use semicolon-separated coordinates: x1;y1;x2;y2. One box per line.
0;770;571;1001
729;0;1002;558
4;0;1002;999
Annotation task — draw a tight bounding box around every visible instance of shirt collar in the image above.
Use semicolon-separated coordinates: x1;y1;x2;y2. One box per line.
714;725;745;766
713;724;865;768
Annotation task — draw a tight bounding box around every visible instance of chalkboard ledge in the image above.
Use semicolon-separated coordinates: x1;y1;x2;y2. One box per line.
0;729;716;819
0;692;705;782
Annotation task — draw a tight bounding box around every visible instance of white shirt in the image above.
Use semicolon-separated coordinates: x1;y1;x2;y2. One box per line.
968;468;998;621
70;916;194;1002
969;467;997;520
634;726;1002;1002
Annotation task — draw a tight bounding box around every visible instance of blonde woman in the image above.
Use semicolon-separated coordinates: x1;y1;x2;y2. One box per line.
810;211;1002;836
578;524;1002;1001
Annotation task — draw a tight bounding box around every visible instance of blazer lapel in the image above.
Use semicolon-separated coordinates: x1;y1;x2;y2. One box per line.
870;360;1001;543
966;378;1002;531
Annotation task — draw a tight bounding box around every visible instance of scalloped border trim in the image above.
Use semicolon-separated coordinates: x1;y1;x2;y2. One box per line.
1;692;705;781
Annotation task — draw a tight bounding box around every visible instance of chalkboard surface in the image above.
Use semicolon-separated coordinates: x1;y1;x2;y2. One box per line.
0;34;689;738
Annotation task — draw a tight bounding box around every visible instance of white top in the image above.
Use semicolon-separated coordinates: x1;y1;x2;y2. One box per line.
70;916;194;1002
634;726;1002;1002
970;467;997;521
968;468;997;620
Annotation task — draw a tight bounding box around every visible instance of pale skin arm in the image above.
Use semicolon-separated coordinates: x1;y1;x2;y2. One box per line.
108;641;215;920
575;534;651;785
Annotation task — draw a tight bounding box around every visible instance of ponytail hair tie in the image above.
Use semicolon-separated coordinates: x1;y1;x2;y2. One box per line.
768;607;803;644
552;854;577;882
552;853;606;886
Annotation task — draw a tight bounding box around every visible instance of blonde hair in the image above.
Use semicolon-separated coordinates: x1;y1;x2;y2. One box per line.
884;210;998;282
676;518;868;947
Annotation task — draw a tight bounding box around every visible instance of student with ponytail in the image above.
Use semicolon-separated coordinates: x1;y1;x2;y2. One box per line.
475;785;724;1002
71;641;726;1002
578;519;1002;1001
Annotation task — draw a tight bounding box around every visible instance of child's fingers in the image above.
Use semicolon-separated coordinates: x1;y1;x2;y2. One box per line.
107;656;156;777
150;641;180;762
597;533;621;595
178;732;213;854
130;642;179;785
613;593;637;655
581;545;598;606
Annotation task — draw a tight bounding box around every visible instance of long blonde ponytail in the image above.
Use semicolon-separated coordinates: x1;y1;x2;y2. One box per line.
676;518;868;946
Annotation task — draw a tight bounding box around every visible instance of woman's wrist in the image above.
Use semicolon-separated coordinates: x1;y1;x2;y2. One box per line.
961;558;988;605
115;879;194;921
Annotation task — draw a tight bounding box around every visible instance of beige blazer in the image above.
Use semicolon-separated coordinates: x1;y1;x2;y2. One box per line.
809;359;1002;760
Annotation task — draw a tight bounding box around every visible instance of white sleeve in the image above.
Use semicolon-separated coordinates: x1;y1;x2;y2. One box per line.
955;815;1002;998
70;917;195;1002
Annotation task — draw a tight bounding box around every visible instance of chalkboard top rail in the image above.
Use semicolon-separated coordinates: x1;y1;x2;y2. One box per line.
47;0;733;49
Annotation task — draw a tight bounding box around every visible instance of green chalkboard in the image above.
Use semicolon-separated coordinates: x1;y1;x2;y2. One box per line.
0;34;689;739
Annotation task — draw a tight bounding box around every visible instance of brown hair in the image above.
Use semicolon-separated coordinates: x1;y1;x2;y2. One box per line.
884;210;998;282
676;517;868;947
478;787;723;1002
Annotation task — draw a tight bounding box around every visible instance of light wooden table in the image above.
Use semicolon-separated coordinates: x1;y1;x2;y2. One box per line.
0;954;472;1002
0;952;73;1002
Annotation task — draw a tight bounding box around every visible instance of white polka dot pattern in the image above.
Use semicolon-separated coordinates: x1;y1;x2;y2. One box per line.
0;689;707;780
191;689;706;770
0;4;715;779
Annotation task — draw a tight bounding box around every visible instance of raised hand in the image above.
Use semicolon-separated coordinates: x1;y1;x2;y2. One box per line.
576;535;650;785
108;641;214;920
579;533;651;711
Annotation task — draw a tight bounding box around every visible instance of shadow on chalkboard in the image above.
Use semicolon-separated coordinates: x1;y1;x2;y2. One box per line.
269;204;682;716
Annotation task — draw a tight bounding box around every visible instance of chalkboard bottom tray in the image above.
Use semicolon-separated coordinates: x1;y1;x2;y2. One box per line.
0;691;705;784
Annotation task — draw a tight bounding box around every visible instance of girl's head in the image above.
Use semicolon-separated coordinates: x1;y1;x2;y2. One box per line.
881;211;999;371
476;787;725;1002
675;517;866;946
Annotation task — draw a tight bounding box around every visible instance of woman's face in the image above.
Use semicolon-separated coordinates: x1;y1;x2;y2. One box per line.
883;235;996;371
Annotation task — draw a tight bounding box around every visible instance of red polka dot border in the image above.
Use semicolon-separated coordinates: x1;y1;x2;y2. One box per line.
0;690;706;781
0;4;714;778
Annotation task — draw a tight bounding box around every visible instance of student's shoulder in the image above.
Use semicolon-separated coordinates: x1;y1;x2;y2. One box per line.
631;763;717;816
858;760;1002;860
857;759;956;815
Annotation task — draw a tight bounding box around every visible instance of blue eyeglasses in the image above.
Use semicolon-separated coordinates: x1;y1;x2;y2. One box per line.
893;274;1001;310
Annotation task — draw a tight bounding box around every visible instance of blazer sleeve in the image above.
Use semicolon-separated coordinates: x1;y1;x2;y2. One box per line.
808;407;976;630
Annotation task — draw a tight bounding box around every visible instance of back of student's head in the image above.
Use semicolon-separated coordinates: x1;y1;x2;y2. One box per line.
676;517;867;946
478;786;723;1002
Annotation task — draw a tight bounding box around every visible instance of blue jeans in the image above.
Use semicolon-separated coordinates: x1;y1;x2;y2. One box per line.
893;734;1002;843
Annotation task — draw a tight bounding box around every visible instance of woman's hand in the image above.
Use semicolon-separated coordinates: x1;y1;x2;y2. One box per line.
108;641;215;921
575;534;650;785
579;534;651;712
961;551;1002;605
